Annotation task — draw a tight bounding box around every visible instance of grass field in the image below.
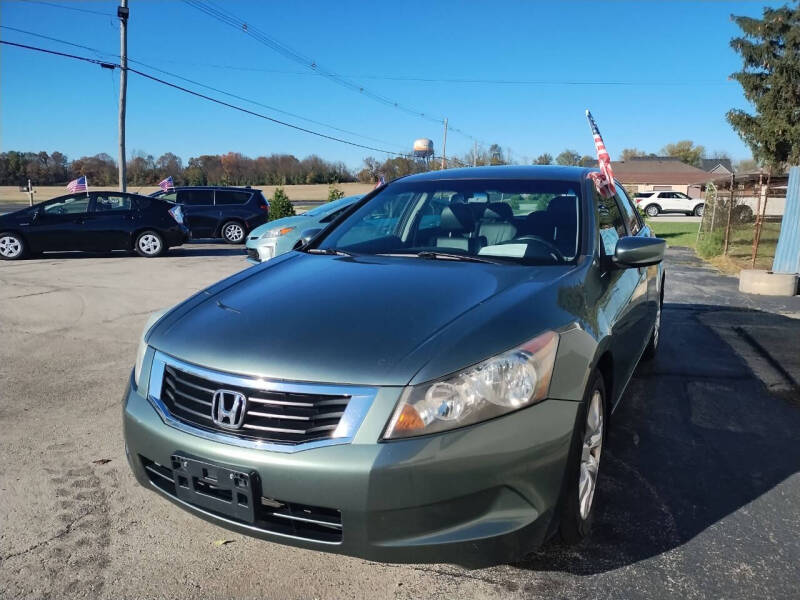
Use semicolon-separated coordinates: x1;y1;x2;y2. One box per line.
0;183;375;206
649;219;781;273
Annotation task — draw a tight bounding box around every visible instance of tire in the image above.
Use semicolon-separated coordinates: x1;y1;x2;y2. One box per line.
693;204;704;217
0;232;27;260
221;220;246;244
642;274;664;361
644;204;660;218
134;230;165;257
559;370;606;544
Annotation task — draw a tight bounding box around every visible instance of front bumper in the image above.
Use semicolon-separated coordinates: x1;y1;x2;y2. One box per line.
245;239;277;264
123;376;578;566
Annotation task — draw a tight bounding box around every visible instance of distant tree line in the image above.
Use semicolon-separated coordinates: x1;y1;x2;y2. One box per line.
1;138;756;189
0;150;356;187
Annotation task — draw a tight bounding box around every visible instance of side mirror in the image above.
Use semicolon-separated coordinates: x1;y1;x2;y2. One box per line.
298;228;323;246
613;236;665;268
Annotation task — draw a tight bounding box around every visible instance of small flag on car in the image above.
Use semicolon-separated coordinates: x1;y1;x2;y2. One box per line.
374;175;386;189
159;176;175;191
66;175;88;193
585;110;617;198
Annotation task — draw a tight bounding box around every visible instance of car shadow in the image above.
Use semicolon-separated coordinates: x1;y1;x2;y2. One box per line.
512;302;800;575
27;241;246;260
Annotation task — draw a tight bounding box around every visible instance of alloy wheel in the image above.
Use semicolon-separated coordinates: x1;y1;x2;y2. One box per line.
646;205;659;217
224;223;244;242
578;390;604;520
0;235;22;259
695;205;704;217
138;234;162;256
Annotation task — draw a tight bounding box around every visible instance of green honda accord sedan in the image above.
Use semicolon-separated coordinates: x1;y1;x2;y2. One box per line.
123;165;665;566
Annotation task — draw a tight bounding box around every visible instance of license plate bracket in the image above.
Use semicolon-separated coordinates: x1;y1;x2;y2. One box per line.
170;454;258;524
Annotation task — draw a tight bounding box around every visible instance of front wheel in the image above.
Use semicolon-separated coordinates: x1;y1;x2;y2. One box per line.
694;204;704;217
645;204;660;218
135;230;165;257
222;221;246;244
0;232;27;260
559;371;606;544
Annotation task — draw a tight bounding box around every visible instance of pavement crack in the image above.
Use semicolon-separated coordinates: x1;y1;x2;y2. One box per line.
0;510;93;562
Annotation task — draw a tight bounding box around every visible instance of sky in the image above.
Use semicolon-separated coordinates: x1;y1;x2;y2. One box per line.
0;0;788;170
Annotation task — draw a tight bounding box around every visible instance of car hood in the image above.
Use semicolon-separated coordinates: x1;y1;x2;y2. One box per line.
148;253;573;386
248;214;313;239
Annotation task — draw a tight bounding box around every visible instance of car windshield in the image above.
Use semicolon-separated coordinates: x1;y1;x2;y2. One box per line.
316;179;581;265
304;195;359;217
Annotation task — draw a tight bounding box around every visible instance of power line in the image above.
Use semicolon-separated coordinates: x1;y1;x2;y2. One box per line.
183;0;444;124
17;0;114;17
0;40;412;157
0;28;407;150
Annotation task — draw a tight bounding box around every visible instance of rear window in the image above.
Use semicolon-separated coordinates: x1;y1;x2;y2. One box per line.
635;192;653;198
215;190;251;205
177;190;214;206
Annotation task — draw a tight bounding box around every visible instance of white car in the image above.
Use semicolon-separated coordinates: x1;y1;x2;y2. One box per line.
635;191;704;217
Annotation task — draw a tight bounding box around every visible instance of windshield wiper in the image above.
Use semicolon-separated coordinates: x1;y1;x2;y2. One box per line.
305;247;353;256
414;251;499;264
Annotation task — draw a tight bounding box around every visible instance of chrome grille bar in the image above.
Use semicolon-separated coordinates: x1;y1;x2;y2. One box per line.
146;350;377;453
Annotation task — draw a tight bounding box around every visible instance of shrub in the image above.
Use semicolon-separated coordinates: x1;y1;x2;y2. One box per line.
327;184;345;202
269;186;295;221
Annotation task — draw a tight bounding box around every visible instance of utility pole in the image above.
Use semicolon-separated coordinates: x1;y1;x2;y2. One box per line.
441;117;448;170
118;0;129;192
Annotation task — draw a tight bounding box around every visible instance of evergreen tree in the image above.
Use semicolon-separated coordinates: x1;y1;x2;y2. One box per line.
727;3;800;167
269;187;295;221
327;184;345;202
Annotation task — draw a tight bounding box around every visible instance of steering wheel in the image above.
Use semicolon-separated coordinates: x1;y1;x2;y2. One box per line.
506;235;565;263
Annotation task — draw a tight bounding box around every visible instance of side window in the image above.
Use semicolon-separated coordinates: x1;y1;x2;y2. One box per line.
596;192;628;256
43;195;90;215
177;190;214;206
159;192;178;202
215;190;251;205
93;194;132;212
615;186;642;235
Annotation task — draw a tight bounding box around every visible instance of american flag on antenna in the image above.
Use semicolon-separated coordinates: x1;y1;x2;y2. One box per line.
159;176;175;191
585;110;616;198
374;175;386;189
66;176;88;193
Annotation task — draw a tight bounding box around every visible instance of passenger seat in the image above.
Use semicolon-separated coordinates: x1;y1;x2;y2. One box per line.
478;203;517;246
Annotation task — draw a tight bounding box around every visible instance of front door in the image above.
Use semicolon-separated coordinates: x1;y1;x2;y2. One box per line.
594;189;645;404
82;193;135;251
29;194;92;251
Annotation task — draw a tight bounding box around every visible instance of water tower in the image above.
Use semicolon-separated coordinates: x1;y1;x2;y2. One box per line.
413;138;434;166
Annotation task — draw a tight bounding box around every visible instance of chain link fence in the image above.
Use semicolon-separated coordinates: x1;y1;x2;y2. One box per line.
695;174;786;270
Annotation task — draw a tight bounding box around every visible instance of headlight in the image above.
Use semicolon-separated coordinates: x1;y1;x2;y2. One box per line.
383;330;559;440
260;226;295;239
133;308;169;390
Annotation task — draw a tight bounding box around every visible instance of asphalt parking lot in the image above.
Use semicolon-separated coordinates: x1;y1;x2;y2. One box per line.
1;244;799;599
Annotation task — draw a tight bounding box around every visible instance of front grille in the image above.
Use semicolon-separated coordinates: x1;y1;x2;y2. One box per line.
160;364;351;445
141;456;342;542
246;247;260;261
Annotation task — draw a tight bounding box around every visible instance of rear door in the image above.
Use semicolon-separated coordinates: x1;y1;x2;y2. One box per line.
83;193;135;250
176;189;215;237
31;194;92;251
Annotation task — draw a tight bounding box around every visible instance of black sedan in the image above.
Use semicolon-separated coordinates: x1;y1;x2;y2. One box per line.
0;191;190;260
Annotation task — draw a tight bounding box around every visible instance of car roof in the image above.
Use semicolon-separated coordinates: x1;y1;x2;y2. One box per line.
399;165;596;183
164;186;256;191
